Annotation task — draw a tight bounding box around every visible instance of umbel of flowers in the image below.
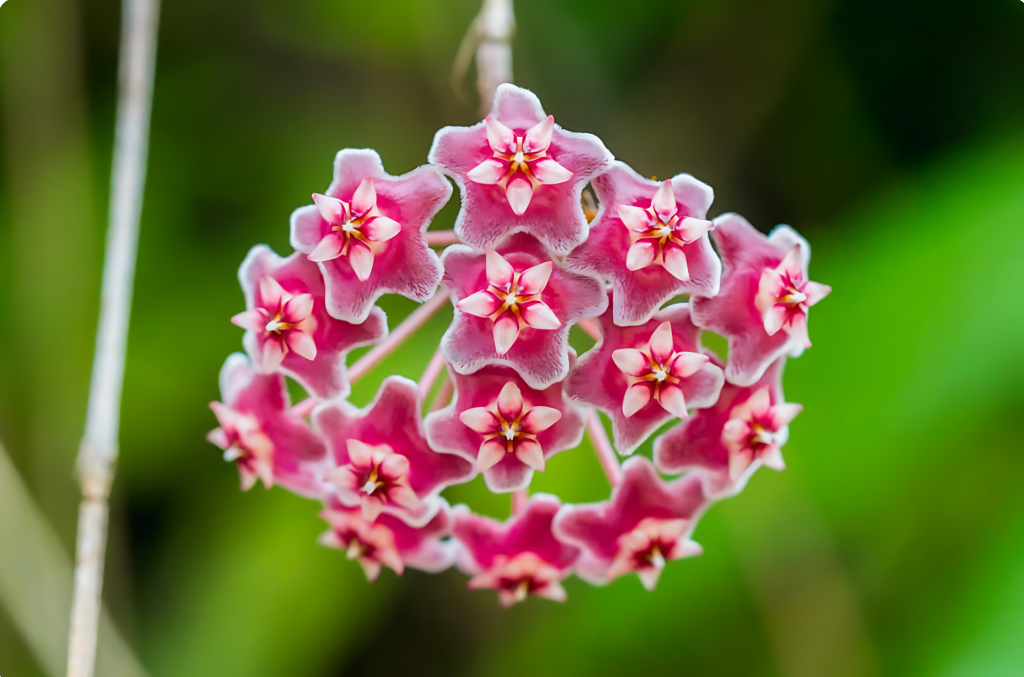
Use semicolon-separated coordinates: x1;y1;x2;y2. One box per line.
209;85;831;604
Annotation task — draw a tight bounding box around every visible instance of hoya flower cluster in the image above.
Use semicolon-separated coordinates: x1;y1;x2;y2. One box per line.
208;85;830;605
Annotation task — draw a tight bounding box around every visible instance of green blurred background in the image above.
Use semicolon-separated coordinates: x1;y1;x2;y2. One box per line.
2;0;1024;675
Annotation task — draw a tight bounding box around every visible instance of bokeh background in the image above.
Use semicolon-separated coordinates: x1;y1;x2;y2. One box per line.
2;0;1024;675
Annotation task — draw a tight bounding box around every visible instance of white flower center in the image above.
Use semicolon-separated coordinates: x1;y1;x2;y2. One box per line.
653;369;667;382
265;319;285;333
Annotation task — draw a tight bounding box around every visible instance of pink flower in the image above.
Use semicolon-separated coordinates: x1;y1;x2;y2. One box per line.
207;354;330;497
565;162;720;325
554;457;706;590
441;233;606;389
425;364;585;492
313;376;475;526
453;495;580;606
690;214;831;386
653;359;799;495
566;294;725;455
319;498;455;581
290;149;450;323
231;246;387;399
429;84;613;255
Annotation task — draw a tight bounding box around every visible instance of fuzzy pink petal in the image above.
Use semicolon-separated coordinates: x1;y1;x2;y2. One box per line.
617;205;653;232
380;453;411;479
657;383;688;419
285;330;316;361
493;315;521;355
780;245;803;279
388;484;422;511
763;305;787;336
348;241;374;282
346;439;375;467
652;181;677;222
477;439;507;472
486;116;516;154
231;310;264;332
505;176;533;216
771;402;803;428
662;245;690;282
523;115;554;153
362;215;401;242
612;348;649;377
623;383;652;418
761;444;786;471
281;293;314;323
467;158;506;185
259;276;286;310
261;338;287;372
351;178;376;217
514;439;545;471
519;301;560;330
519;406;561;434
803;281;832;306
676;217;714;243
308;232;345;262
459;407;500;434
517;261;553;295
497;381;525;422
312;193;346;225
485;250;515;288
458;290;502;317
649;321;675;364
625;240;658;271
787;311;811;347
532;158;572;185
670;352;709;378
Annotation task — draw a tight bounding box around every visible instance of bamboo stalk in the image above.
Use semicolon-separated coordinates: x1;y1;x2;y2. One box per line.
67;1;160;675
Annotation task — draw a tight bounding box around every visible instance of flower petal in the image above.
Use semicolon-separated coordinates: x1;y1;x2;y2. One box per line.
308;232;345;262
803;281;832;306
669;351;709;379
282;293;314;323
485;250;515;289
523;115;554;154
261;337;287;372
346;439;375;467
497;381;525;421
505;176;533;216
388;483;422;510
520;406;561;434
675;217;713;243
459;407;500;434
622;383;652;418
379;453;410;479
649;321;675;364
259;275;286;310
285;330;317;361
517;261;553;296
625;240;657;271
362;215;401;242
746;388;772;418
662;245;690;281
351;178;376;217
312;193;346;225
531;158;572;185
617;205;653;232
348;241;374;282
728;449;753;481
458;290;502;317
763;305;787;336
612;348;649;377
231;310;264;332
787;311;811;348
493;315;521;355
760;444;786;471
771;402;803;428
467;158;506;185
514;438;545;471
485;116;516;154
652;181;677;223
520;301;560;330
780;245;803;279
657;383;688;419
477;438;507;472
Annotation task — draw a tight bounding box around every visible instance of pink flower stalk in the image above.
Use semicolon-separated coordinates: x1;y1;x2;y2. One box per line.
691;214;831;386
429;84;613;255
231;246;387;399
654;359;800;495
314;376;475;526
290;149;450;323
567;294;725;455
426;364;585;492
566;162;721;325
453;494;580;606
441;233;606;389
319;498;454;581
207;354;330;497
554;457;706;589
